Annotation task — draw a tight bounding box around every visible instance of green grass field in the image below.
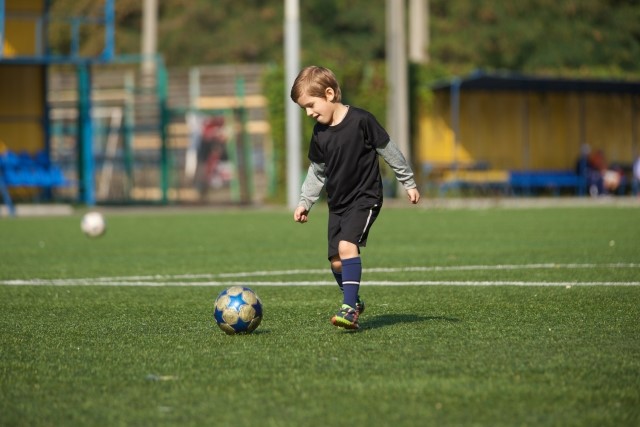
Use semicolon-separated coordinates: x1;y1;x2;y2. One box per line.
1;205;639;426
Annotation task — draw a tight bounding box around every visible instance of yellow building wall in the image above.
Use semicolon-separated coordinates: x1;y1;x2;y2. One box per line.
0;65;45;153
0;1;46;154
5;0;42;12
417;90;639;171
3;0;44;57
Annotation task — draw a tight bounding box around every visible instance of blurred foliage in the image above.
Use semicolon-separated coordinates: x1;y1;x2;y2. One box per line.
262;65;287;204
48;0;640;76
428;0;640;77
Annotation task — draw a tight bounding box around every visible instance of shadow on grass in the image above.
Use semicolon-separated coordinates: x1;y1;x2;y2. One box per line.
250;329;272;335
362;313;460;330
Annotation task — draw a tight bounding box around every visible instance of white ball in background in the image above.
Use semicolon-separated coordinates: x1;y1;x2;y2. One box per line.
81;212;106;238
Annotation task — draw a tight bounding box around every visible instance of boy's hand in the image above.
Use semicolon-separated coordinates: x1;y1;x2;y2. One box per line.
293;206;309;223
407;188;421;204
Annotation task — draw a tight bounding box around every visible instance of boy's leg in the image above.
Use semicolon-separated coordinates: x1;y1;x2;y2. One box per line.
337;239;361;308
329;203;380;328
340;255;361;308
330;257;343;292
330;256;366;315
338;202;380;308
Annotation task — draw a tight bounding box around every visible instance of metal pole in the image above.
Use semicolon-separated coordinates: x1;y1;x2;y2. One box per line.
386;0;411;195
157;62;169;205
141;0;158;76
123;72;134;200
77;63;95;206
103;0;115;61
189;67;200;109
237;76;254;203
284;0;301;209
386;0;395;141
409;0;429;63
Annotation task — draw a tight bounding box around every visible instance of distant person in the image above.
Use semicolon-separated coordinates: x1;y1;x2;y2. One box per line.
290;65;420;330
590;149;623;195
591;149;622;194
576;144;602;196
578;146;621;196
200;116;229;189
587;148;607;196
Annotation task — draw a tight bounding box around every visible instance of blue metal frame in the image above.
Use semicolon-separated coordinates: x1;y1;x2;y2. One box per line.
0;0;114;211
103;0;115;61
77;64;95;206
0;172;15;216
449;77;461;174
0;0;115;65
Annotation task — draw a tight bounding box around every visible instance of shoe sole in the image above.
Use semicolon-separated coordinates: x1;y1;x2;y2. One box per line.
331;316;359;330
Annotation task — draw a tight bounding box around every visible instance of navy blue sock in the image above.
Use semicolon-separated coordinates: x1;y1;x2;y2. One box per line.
332;269;344;292
341;257;361;308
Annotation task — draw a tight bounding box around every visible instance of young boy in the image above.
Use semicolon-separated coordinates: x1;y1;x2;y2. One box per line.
290;65;420;330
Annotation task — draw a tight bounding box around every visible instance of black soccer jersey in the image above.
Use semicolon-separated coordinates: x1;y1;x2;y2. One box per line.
308;106;389;213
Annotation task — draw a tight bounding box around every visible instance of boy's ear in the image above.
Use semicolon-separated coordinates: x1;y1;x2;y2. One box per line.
325;87;335;102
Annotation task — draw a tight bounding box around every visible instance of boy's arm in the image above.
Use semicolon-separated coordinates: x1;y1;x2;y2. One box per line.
294;161;326;222
376;139;421;204
376;139;417;189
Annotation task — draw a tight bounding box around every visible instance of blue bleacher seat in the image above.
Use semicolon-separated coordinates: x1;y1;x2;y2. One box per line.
509;170;583;194
0;149;70;216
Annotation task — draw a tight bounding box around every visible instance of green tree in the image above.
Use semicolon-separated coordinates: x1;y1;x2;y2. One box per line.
49;0;640;75
428;0;640;75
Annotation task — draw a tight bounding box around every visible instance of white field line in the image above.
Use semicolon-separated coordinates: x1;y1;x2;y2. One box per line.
3;262;637;283
1;263;639;287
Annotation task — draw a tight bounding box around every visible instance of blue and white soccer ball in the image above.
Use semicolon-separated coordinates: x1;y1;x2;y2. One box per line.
213;286;263;335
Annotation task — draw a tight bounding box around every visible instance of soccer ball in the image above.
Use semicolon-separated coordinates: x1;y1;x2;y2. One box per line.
81;212;106;237
213;286;263;335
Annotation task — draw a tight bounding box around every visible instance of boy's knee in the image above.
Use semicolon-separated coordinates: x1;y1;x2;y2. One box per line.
330;257;342;273
338;240;358;259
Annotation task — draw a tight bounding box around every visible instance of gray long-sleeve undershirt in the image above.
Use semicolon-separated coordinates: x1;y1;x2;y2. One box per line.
298;139;417;211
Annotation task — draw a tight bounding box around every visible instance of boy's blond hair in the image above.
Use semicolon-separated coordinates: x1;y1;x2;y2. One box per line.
290;66;342;103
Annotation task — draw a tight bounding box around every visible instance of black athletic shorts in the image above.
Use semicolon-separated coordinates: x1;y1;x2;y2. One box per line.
327;202;382;260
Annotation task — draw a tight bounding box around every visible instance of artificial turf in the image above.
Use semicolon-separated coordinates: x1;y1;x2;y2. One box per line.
1;206;638;426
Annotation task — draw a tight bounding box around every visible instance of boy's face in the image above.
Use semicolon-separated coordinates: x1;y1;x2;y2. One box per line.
296;88;338;126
